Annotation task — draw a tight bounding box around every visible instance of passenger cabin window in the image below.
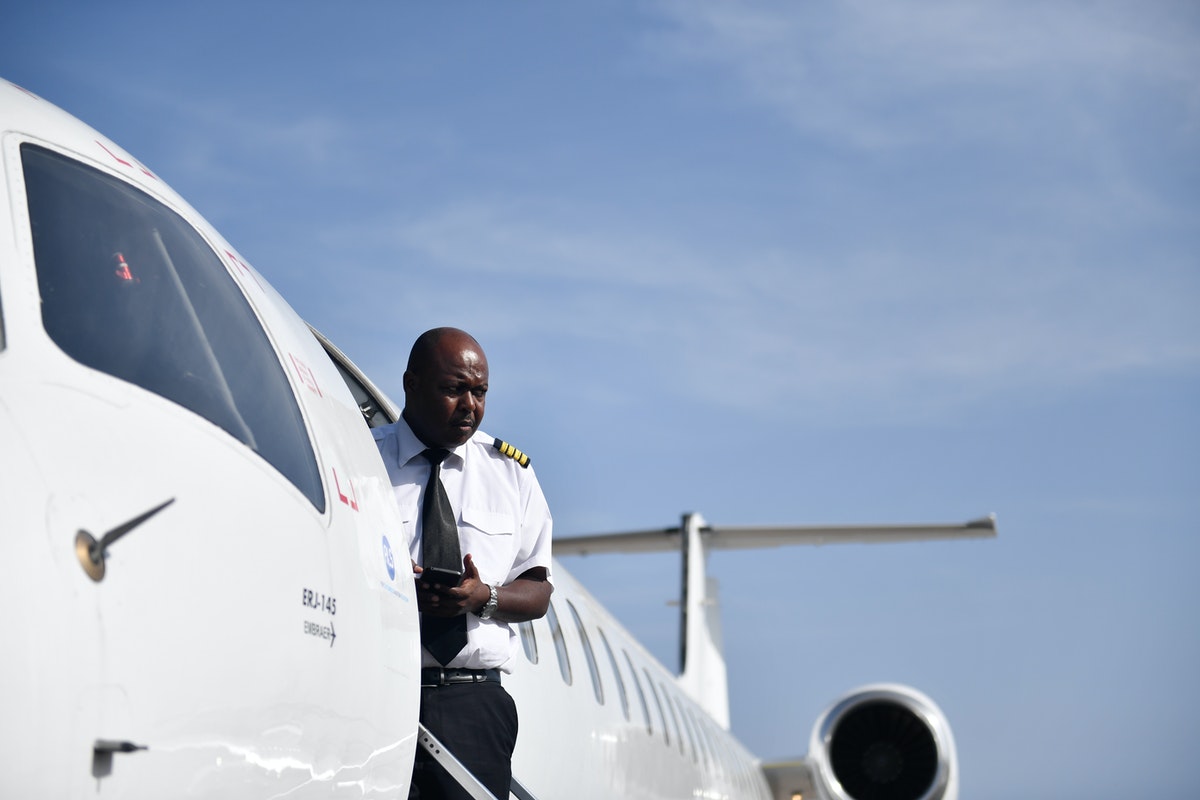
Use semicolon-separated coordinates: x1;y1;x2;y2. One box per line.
691;708;715;769
662;684;686;757
674;696;699;763
545;599;572;686
643;670;670;746
566;600;604;705
624;651;652;734
597;628;630;721
517;620;538;664
22;144;324;510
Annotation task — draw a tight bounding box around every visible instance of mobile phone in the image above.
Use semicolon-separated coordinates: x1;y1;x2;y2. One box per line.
420;566;463;587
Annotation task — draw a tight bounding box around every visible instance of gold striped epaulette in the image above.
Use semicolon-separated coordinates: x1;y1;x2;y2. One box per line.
493;438;531;468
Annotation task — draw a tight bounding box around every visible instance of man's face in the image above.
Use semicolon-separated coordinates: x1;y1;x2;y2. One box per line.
403;335;488;448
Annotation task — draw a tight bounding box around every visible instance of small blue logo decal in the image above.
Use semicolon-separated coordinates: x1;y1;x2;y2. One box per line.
382;536;396;581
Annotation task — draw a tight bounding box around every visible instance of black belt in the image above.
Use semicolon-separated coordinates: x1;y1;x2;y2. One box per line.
420;667;501;686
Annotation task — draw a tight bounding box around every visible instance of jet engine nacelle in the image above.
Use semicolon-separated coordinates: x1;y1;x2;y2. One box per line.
807;684;959;800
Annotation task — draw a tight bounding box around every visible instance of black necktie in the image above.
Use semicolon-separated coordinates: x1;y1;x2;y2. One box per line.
419;448;467;665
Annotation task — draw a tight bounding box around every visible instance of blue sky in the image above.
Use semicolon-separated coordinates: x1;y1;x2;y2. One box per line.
6;1;1198;797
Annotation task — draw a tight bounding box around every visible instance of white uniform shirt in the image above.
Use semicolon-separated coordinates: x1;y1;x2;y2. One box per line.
374;417;553;672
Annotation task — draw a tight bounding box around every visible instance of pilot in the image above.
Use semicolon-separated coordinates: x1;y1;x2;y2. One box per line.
373;327;553;800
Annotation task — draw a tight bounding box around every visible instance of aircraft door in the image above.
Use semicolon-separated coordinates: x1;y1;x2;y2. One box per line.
7;141;383;796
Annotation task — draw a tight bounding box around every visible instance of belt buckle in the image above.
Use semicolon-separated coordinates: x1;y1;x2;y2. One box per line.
421;667;449;687
422;667;496;685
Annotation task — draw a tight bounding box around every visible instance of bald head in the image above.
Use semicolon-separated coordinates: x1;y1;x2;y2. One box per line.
402;328;489;448
407;327;483;373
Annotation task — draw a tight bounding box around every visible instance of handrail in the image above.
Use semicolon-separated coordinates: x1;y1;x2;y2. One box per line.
509;776;539;800
416;723;540;800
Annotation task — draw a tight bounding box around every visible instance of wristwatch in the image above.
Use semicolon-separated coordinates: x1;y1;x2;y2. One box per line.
478;584;499;620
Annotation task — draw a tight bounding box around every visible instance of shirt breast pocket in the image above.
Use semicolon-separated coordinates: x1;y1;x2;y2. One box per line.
462;507;517;537
461;507;517;584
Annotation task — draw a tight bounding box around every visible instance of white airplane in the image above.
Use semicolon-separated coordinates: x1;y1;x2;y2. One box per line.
0;78;996;800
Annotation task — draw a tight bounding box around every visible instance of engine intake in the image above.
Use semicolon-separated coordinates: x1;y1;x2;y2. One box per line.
809;685;957;800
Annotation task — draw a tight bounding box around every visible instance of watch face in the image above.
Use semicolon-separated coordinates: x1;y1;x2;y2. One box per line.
481;585;499;619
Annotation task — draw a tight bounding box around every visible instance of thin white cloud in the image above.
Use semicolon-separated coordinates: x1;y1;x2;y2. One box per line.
647;0;1200;148
86;1;1193;427
324;199;1198;423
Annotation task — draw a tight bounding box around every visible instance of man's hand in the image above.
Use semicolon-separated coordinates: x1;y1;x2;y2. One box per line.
414;554;486;617
412;556;552;621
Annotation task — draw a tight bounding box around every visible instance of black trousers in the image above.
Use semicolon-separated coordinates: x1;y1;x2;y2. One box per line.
409;681;519;800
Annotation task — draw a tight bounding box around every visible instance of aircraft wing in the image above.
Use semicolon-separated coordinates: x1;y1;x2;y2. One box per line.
553;515;996;556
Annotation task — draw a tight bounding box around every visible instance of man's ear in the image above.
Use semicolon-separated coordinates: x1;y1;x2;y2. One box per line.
402;370;416;394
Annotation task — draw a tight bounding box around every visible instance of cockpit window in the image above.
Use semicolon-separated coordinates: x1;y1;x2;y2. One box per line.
22;144;324;511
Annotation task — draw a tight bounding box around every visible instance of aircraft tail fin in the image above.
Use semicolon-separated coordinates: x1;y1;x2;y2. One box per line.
553;514;996;730
677;512;730;728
